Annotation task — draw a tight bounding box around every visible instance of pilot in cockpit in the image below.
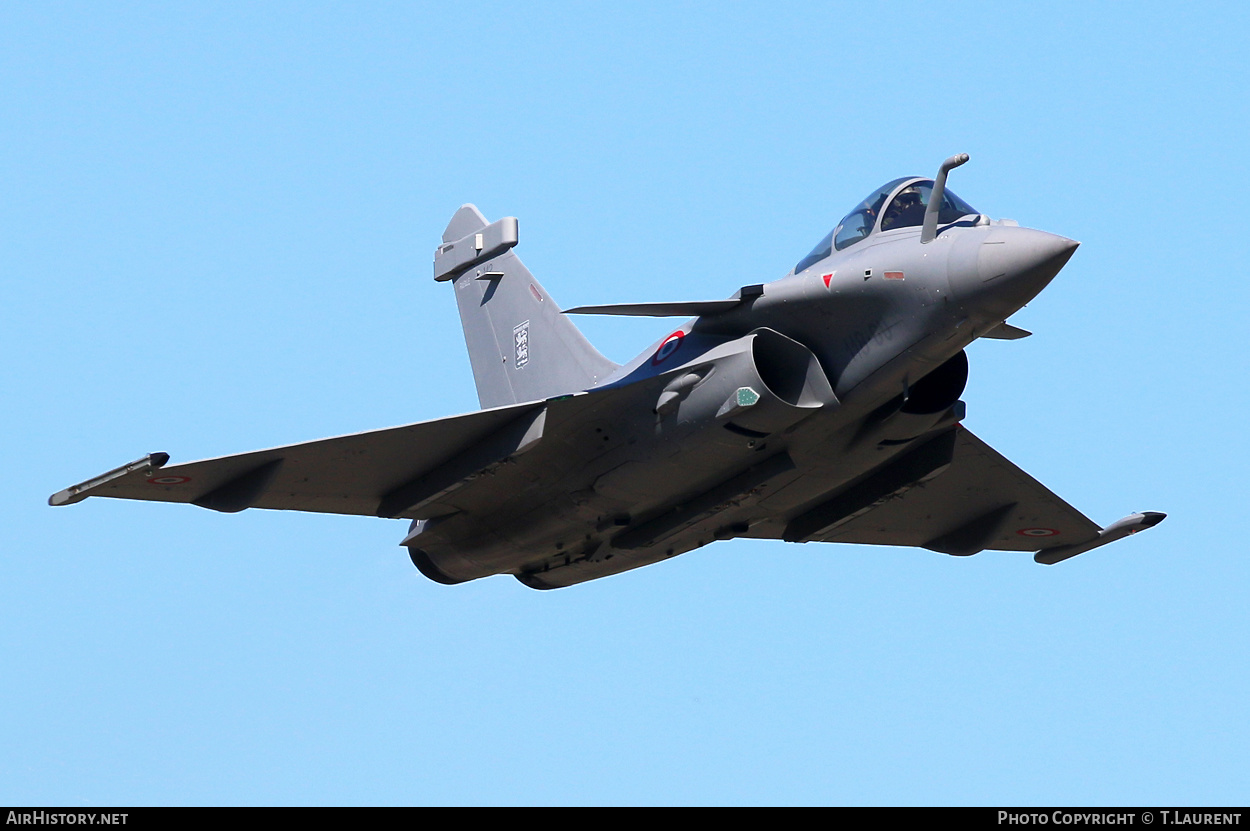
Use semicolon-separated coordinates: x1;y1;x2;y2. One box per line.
881;185;926;231
793;178;979;275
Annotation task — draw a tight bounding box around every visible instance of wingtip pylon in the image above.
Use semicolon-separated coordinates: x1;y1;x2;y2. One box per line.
49;452;171;507
1033;511;1166;565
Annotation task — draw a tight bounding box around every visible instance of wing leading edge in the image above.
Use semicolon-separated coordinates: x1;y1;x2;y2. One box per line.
49;371;681;523
779;426;1161;559
49;399;551;519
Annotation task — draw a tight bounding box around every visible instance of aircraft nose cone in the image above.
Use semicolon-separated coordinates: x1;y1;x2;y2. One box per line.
952;227;1079;319
979;228;1079;288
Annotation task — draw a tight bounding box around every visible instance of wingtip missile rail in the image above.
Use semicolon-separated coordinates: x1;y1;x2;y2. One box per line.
1034;512;1168;565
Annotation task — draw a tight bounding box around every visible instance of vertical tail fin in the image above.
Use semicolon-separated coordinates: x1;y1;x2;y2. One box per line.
434;204;619;409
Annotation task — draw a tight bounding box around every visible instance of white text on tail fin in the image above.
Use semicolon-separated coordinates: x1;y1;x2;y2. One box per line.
435;204;618;409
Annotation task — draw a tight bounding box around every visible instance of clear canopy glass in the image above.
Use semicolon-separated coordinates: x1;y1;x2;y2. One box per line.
793;177;980;274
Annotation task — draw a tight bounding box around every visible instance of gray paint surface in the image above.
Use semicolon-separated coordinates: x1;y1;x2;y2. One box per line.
51;158;1163;588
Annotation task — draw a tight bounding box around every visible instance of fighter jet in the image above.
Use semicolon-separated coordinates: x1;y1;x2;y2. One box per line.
51;155;1164;589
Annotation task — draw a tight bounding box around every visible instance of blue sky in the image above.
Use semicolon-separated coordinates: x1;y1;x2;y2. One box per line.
3;1;1247;806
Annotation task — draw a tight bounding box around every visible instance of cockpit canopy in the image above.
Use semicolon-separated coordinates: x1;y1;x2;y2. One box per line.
794;177;980;274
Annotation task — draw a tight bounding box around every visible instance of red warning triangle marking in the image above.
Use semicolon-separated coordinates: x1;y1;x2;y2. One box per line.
822;272;833;288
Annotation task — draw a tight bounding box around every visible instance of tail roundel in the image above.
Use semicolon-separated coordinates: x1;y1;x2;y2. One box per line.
434;205;618;409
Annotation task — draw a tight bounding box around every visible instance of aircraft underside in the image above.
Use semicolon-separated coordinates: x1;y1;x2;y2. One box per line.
50;156;1164;589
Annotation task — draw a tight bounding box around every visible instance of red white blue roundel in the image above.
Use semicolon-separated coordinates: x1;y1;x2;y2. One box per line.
149;475;192;485
1017;527;1059;537
651;330;685;365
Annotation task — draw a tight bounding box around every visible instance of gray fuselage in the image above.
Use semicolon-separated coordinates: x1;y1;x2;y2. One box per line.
410;180;1078;588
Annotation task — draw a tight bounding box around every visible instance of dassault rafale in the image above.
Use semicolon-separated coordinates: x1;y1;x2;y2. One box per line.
52;155;1164;589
